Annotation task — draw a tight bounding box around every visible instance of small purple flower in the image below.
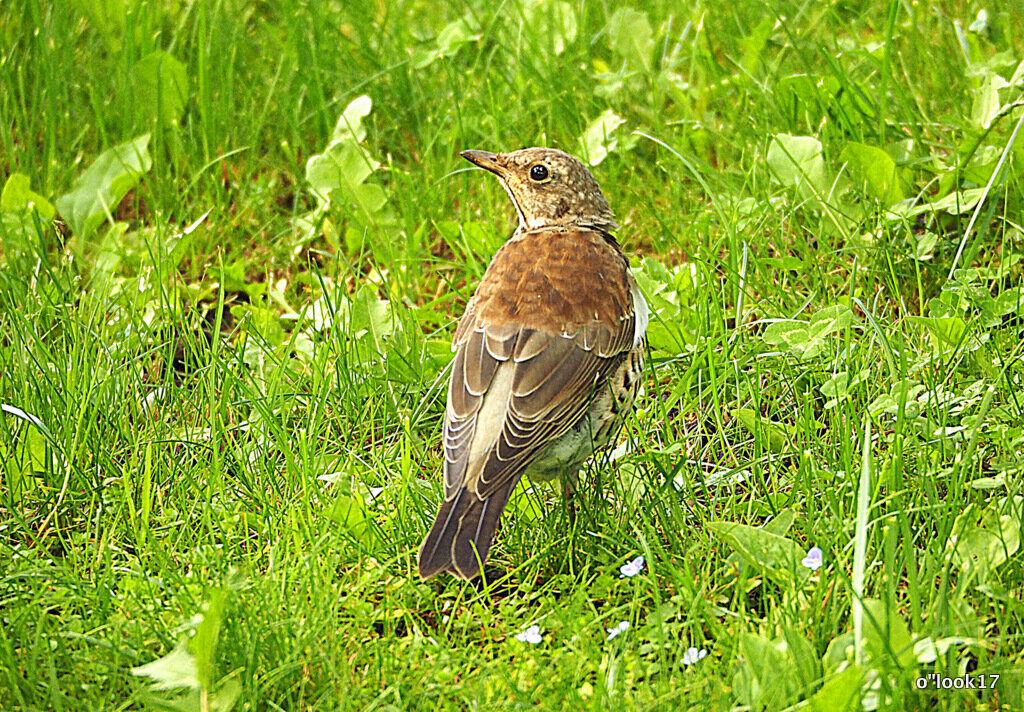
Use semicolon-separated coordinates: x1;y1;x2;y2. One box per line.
620;555;645;578
514;625;542;644
801;546;824;571
681;647;707;666
607;621;630;640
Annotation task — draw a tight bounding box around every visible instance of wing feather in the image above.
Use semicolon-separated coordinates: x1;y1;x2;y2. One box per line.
444;312;636;500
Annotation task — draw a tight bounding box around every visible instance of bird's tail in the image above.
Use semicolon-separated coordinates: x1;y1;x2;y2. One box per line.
418;484;515;579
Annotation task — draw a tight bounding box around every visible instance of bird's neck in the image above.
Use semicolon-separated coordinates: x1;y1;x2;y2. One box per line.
512;224;625;255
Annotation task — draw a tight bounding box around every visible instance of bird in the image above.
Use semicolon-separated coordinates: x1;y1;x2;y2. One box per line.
417;147;648;580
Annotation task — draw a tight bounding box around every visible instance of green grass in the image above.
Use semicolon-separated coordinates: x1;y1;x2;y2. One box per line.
2;0;1024;709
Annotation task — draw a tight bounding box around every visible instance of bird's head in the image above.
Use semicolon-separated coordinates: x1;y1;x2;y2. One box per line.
461;147;618;233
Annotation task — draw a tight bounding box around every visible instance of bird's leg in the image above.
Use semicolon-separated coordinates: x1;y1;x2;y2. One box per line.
563;473;577;526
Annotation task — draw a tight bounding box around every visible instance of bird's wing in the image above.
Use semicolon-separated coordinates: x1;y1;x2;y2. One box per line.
442;230;640;500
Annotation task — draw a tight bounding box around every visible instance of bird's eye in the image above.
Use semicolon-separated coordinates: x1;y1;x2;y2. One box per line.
529;164;549;182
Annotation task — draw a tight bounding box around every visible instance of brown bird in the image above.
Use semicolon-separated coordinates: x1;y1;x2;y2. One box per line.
417;147;648;580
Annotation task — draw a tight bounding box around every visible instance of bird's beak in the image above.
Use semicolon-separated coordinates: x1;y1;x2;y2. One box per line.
460;150;504;175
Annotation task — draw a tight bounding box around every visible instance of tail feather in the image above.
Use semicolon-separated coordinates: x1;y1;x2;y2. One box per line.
418;483;516;579
418;488;468;579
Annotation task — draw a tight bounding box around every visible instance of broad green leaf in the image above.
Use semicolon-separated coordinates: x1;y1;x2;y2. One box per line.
346;284;398;354
777;74;842;113
733;633;807;710
782;625;822;687
914;231;937;260
763;320;807;348
823;632;856;673
868;380;926;418
524;0;577;55
827;609;915;682
860;599;916;669
193;589;227;691
507;475;546;523
1;173;55;218
435;219;503;257
318;467;380;504
763;306;852;361
303;101;392;243
299;290;339;331
925;295;960;319
762;508;797;537
1;174;56;259
839;142;904;204
809;665;865;712
970;72;1007;129
331;95;372;144
913;636;987;663
306;140;378;200
320;466;378;543
946;499;1022;577
132;639;200;690
926;188;986;215
89;221;128;286
994;287;1023;317
732;634;782;709
328;493;371;541
410;45;442;70
142;682;241;712
733;408;790;453
706;520;807;583
418;337;456;381
808;304;853;340
945;597;985;639
820;372;849;400
350;183;388;215
740;17;775;75
0;213;31;257
762;255;806;271
607;8;654;71
968;8;989;33
778;71;877;127
437;17;480;54
767;134;828;196
56;133;153;237
643;319;693;355
763;320;824;360
131;50;189;127
907;315;976;353
821;370;869;409
133;630;240;711
806;316;837;344
411;17;480;68
579;109;625;166
632;259;701;354
2;425;47;505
